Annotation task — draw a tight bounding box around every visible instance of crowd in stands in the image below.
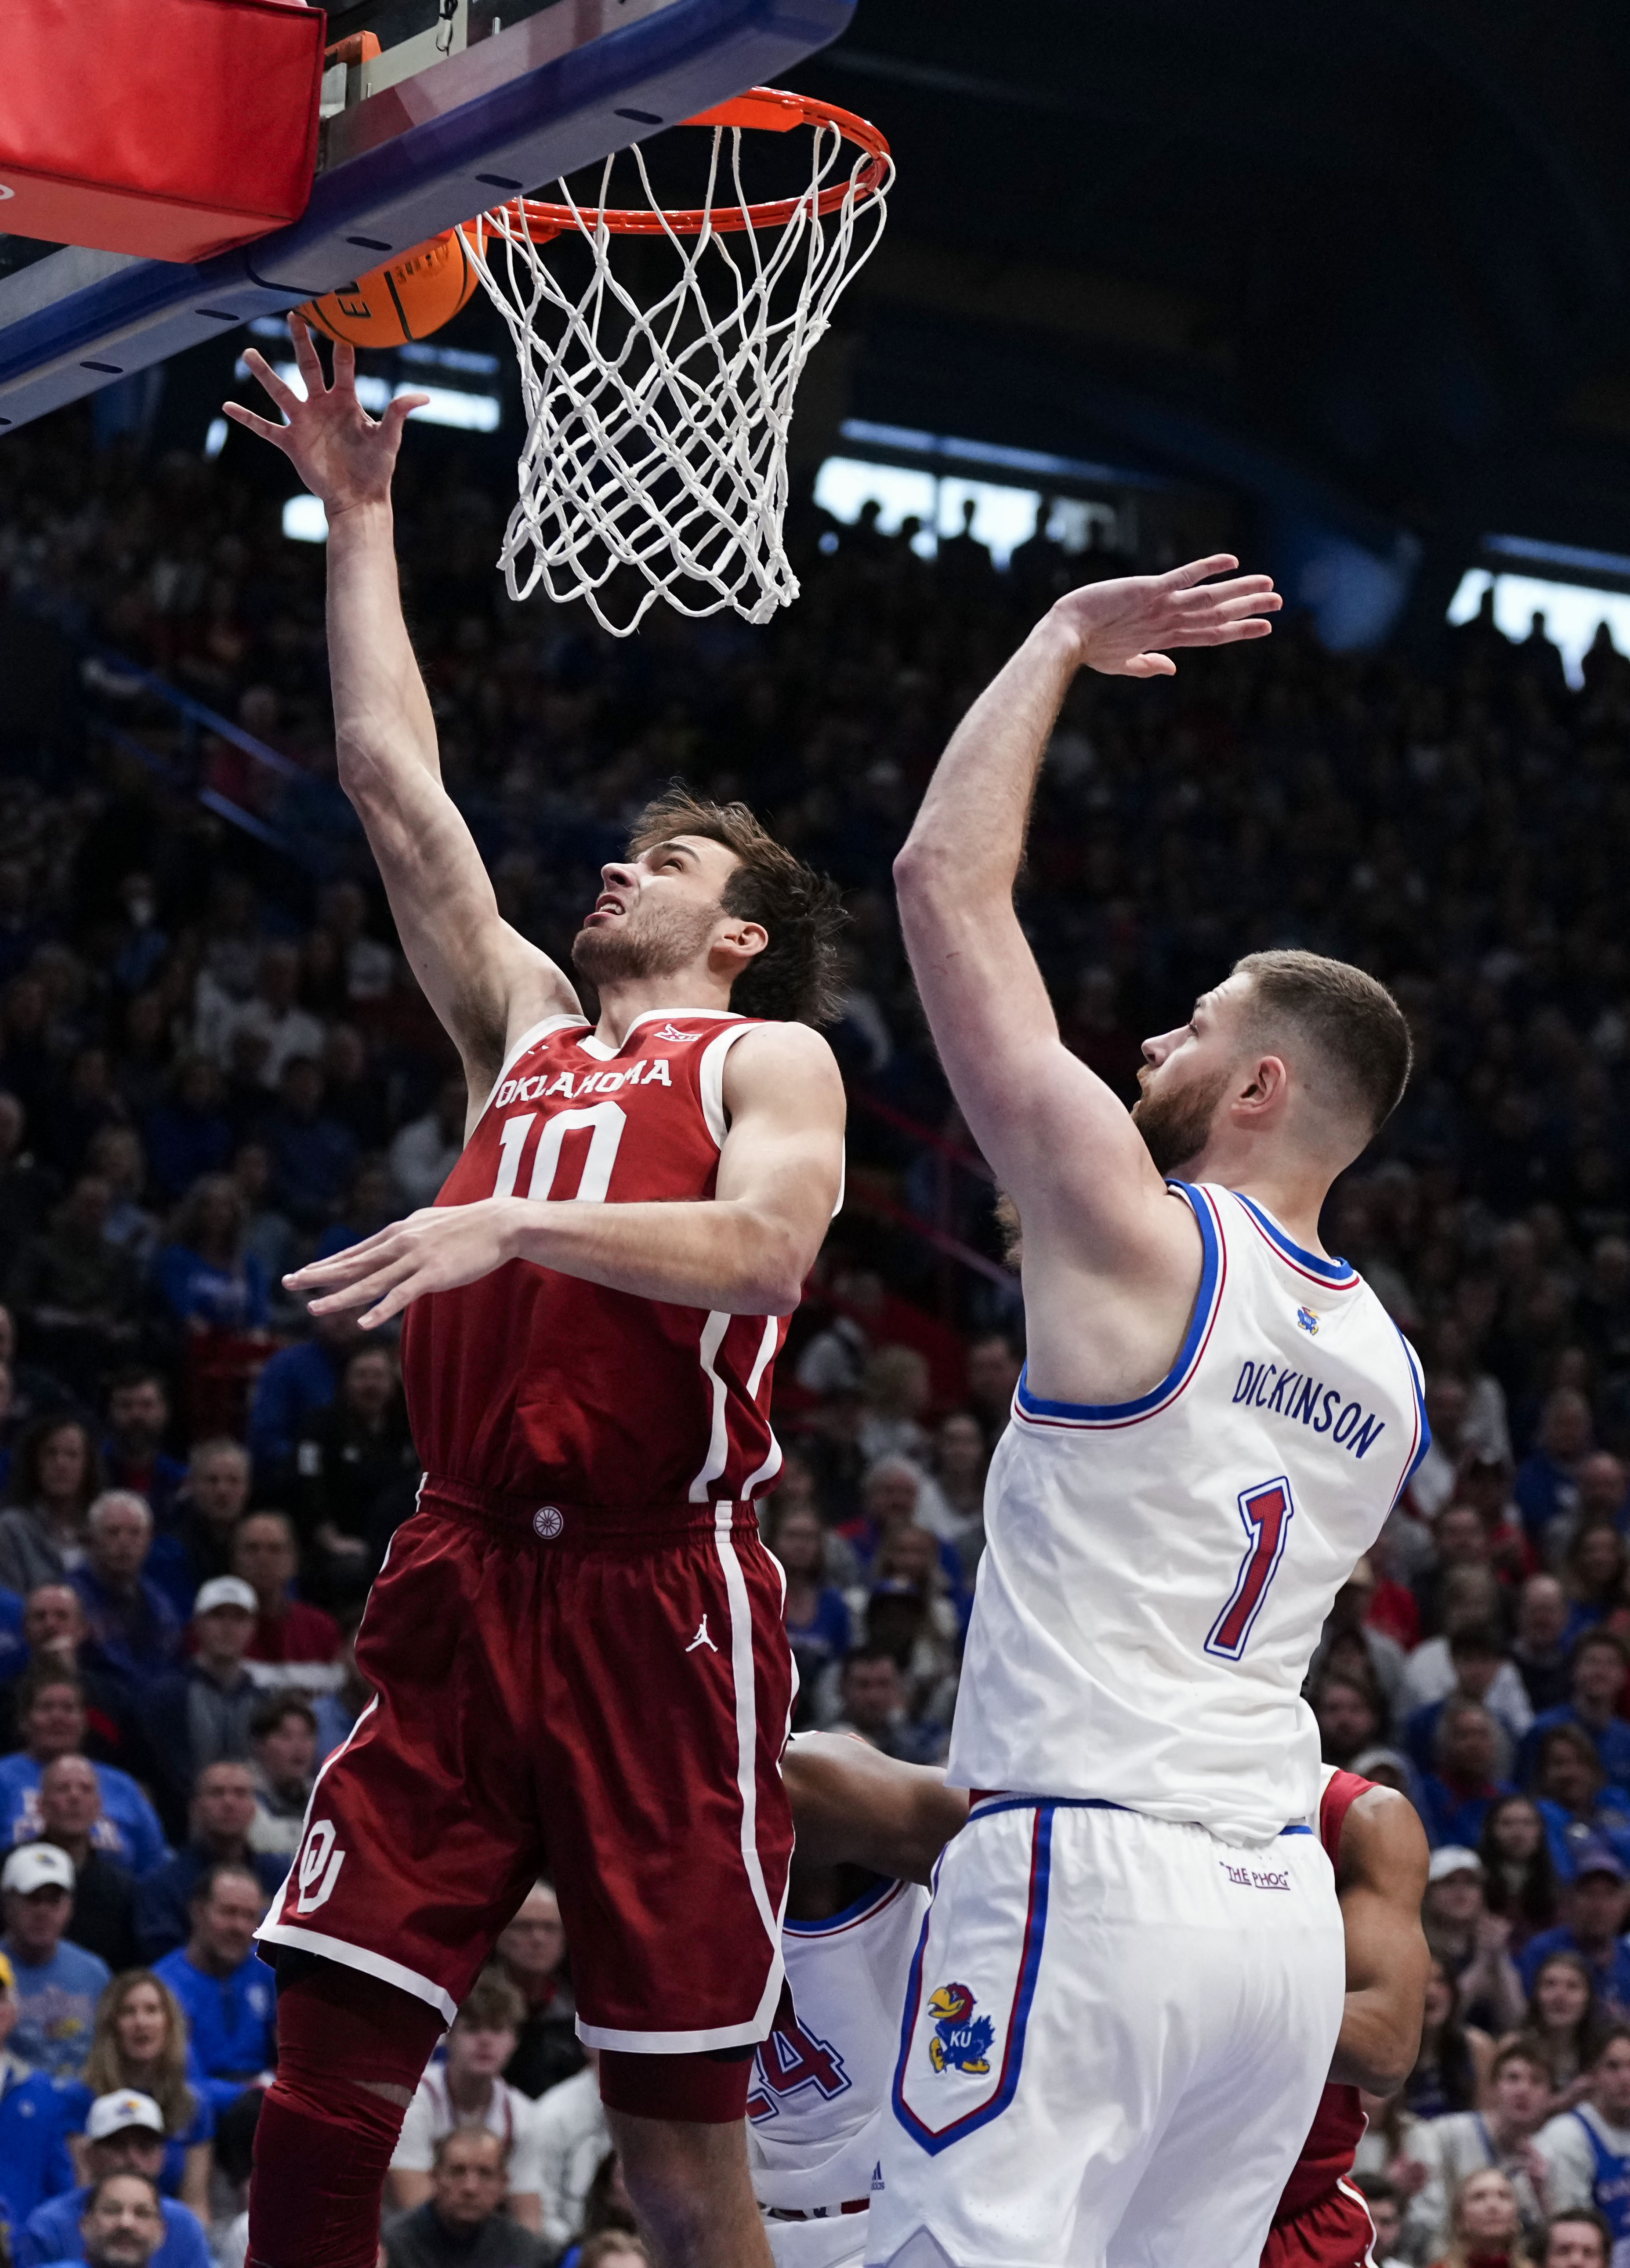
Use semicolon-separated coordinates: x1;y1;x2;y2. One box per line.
7;401;1630;2259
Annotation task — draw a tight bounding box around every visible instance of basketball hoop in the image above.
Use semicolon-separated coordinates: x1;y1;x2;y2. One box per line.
457;89;893;637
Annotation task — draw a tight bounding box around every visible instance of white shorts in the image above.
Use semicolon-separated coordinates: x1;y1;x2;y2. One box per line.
865;1800;1344;2268
767;2210;871;2268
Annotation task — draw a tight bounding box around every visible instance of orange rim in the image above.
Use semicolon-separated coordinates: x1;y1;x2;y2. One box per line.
472;87;891;247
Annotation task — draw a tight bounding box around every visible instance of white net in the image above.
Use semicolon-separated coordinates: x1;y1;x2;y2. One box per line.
457;97;893;638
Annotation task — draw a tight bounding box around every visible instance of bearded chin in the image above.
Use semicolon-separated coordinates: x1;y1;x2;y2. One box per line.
571;902;717;991
1131;1068;1230;1177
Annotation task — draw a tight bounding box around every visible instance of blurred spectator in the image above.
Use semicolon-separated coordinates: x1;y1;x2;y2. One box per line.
558;2153;641;2268
857;1345;932;1466
0;1093;60;1254
1521;1951;1614;2111
1514;1579;1576;1717
143;1061;233;1208
139;1577;261;1838
1406;1626;1533;1771
151;1176;269;1334
963;1333;1021;1444
388;1078;467;1213
575;2239;648;2268
762;1498;850;1720
388;1969;543;2228
0;1842;110;2078
156;1439;250;1615
914;1409;989;1576
134;1763;287;1965
1413;1506;1509;1646
383;2128;550;2268
1355;2173;1408;2268
152;1863;273;2181
259;1057;356;1230
1405;2039;1552;2258
532;2058;609;2254
244;1692;315;1859
1536;2028;1630;2232
1519;1392;1594;1551
247;1312;362;1489
0;1416;103;1593
1309;1557;1408;1727
18;2102;210;2268
1521;1635;1630;1790
1423;1845;1525;2035
0;1945;77;2227
1481;1796;1563;1949
1403;1955;1495;2118
36;1755;138;1972
495;1881;582;2102
0;1670;167;1872
1561;1528;1629;1647
1419;1700;1516;1848
5;1177;141;1396
1532;1725;1630;1879
1405;1569;1518;1711
0;1584;147;1775
1427;2167;1534;2268
99;1373;182;1526
59;1975;213;2217
230;1513;341;1685
1518;1844;1630;2013
201;942;322;1091
1540;2210;1612;2268
829;1647;941;1764
292;1344;417;1605
70;1493;182;1695
1315;1674;1386;1770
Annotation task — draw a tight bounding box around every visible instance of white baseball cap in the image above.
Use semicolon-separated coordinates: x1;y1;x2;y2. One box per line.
1;1842;75;1896
85;2089;165;2142
193;1576;258;1617
1427;1844;1484;1884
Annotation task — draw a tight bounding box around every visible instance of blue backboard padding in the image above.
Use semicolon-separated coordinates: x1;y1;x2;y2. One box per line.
0;0;855;432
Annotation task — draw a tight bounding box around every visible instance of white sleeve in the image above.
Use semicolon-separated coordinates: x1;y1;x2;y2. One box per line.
504;2089;544;2198
1535;2113;1598;2213
1492;1659;1535;1739
531;2087;581;2252
389;2081;438;2173
1398;2116;1450;2263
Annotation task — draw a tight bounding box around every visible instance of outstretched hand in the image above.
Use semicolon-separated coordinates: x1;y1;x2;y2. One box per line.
1052;553;1281;678
220;315;429;514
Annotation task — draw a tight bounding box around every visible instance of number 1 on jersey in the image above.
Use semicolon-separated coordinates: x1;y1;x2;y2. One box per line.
489;1102;628;1204
1205;1477;1294;1661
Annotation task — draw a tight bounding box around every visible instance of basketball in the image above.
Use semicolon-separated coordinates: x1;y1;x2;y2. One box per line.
300;227;479;348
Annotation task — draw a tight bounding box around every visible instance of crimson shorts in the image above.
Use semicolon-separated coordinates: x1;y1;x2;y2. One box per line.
258;1483;795;2051
1262;2179;1376;2268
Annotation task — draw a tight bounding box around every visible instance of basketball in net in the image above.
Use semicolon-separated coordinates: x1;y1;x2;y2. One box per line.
457;88;892;637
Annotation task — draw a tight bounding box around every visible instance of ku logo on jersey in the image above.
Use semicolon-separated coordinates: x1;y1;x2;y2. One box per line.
927;1982;995;2076
1296;1305;1319;1336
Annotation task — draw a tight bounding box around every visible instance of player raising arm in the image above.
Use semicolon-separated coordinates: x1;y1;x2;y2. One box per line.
224;328;845;2268
871;572;1428;2268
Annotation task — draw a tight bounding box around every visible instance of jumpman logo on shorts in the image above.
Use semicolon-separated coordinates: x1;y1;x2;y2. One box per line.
685;1616;719;1654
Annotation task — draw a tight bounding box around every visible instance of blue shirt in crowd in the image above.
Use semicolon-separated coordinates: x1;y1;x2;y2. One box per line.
247;1337;340;1474
1416;1774;1516;1851
1521;1704;1630;1790
0;1587;26;1681
69;1563;184;1692
134;1845;288;1967
0;2058;75;2224
18;2187;213;2268
0;1754;169;1876
152;1243;270;1334
1517;1924;1630;2017
1;1940;112;2080
57;2065;214;2197
152;1946;275;2111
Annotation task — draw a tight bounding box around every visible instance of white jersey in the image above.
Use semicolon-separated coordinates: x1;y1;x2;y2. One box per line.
947;1181;1427;1847
748;1874;930;2215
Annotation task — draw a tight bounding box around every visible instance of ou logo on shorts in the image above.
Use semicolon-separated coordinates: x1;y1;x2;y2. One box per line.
294;1819;347;1914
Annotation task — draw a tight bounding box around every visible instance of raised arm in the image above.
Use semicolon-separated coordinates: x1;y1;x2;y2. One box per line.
223;320;576;1104
782;1732;969;1886
1328;1784;1431;2092
283;1018;846;1325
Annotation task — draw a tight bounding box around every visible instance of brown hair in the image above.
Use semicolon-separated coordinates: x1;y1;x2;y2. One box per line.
85;1970;199;2136
1231;949;1412;1138
627;786;846;1025
456;1965;525;2035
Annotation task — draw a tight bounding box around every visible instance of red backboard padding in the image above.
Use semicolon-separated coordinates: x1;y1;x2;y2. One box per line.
0;0;325;263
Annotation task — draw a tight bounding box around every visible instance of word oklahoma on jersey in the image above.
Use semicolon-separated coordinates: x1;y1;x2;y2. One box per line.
402;1007;788;1509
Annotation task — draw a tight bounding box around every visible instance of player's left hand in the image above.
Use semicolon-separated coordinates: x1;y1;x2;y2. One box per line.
284;1200;522;1328
1049;553;1281;678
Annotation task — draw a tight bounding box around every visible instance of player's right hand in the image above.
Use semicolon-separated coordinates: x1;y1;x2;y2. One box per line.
219;315;429;514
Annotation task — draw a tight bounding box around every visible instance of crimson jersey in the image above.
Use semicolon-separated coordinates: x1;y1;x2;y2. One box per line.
1271;1768;1373;2229
399;1007;790;1510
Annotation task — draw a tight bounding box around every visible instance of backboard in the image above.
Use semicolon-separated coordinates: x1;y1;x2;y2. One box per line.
0;0;855;434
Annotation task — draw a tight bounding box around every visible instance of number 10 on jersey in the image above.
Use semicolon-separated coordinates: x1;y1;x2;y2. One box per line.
1205;1477;1295;1661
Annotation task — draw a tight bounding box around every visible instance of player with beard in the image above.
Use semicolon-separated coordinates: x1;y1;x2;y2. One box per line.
865;562;1431;2268
223;327;846;2268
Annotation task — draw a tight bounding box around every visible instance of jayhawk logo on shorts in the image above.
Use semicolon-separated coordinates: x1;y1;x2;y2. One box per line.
927;1982;995;2075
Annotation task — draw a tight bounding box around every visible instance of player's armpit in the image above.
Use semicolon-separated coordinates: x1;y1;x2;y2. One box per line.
1329;1785;1432;2093
783;1733;968;1884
